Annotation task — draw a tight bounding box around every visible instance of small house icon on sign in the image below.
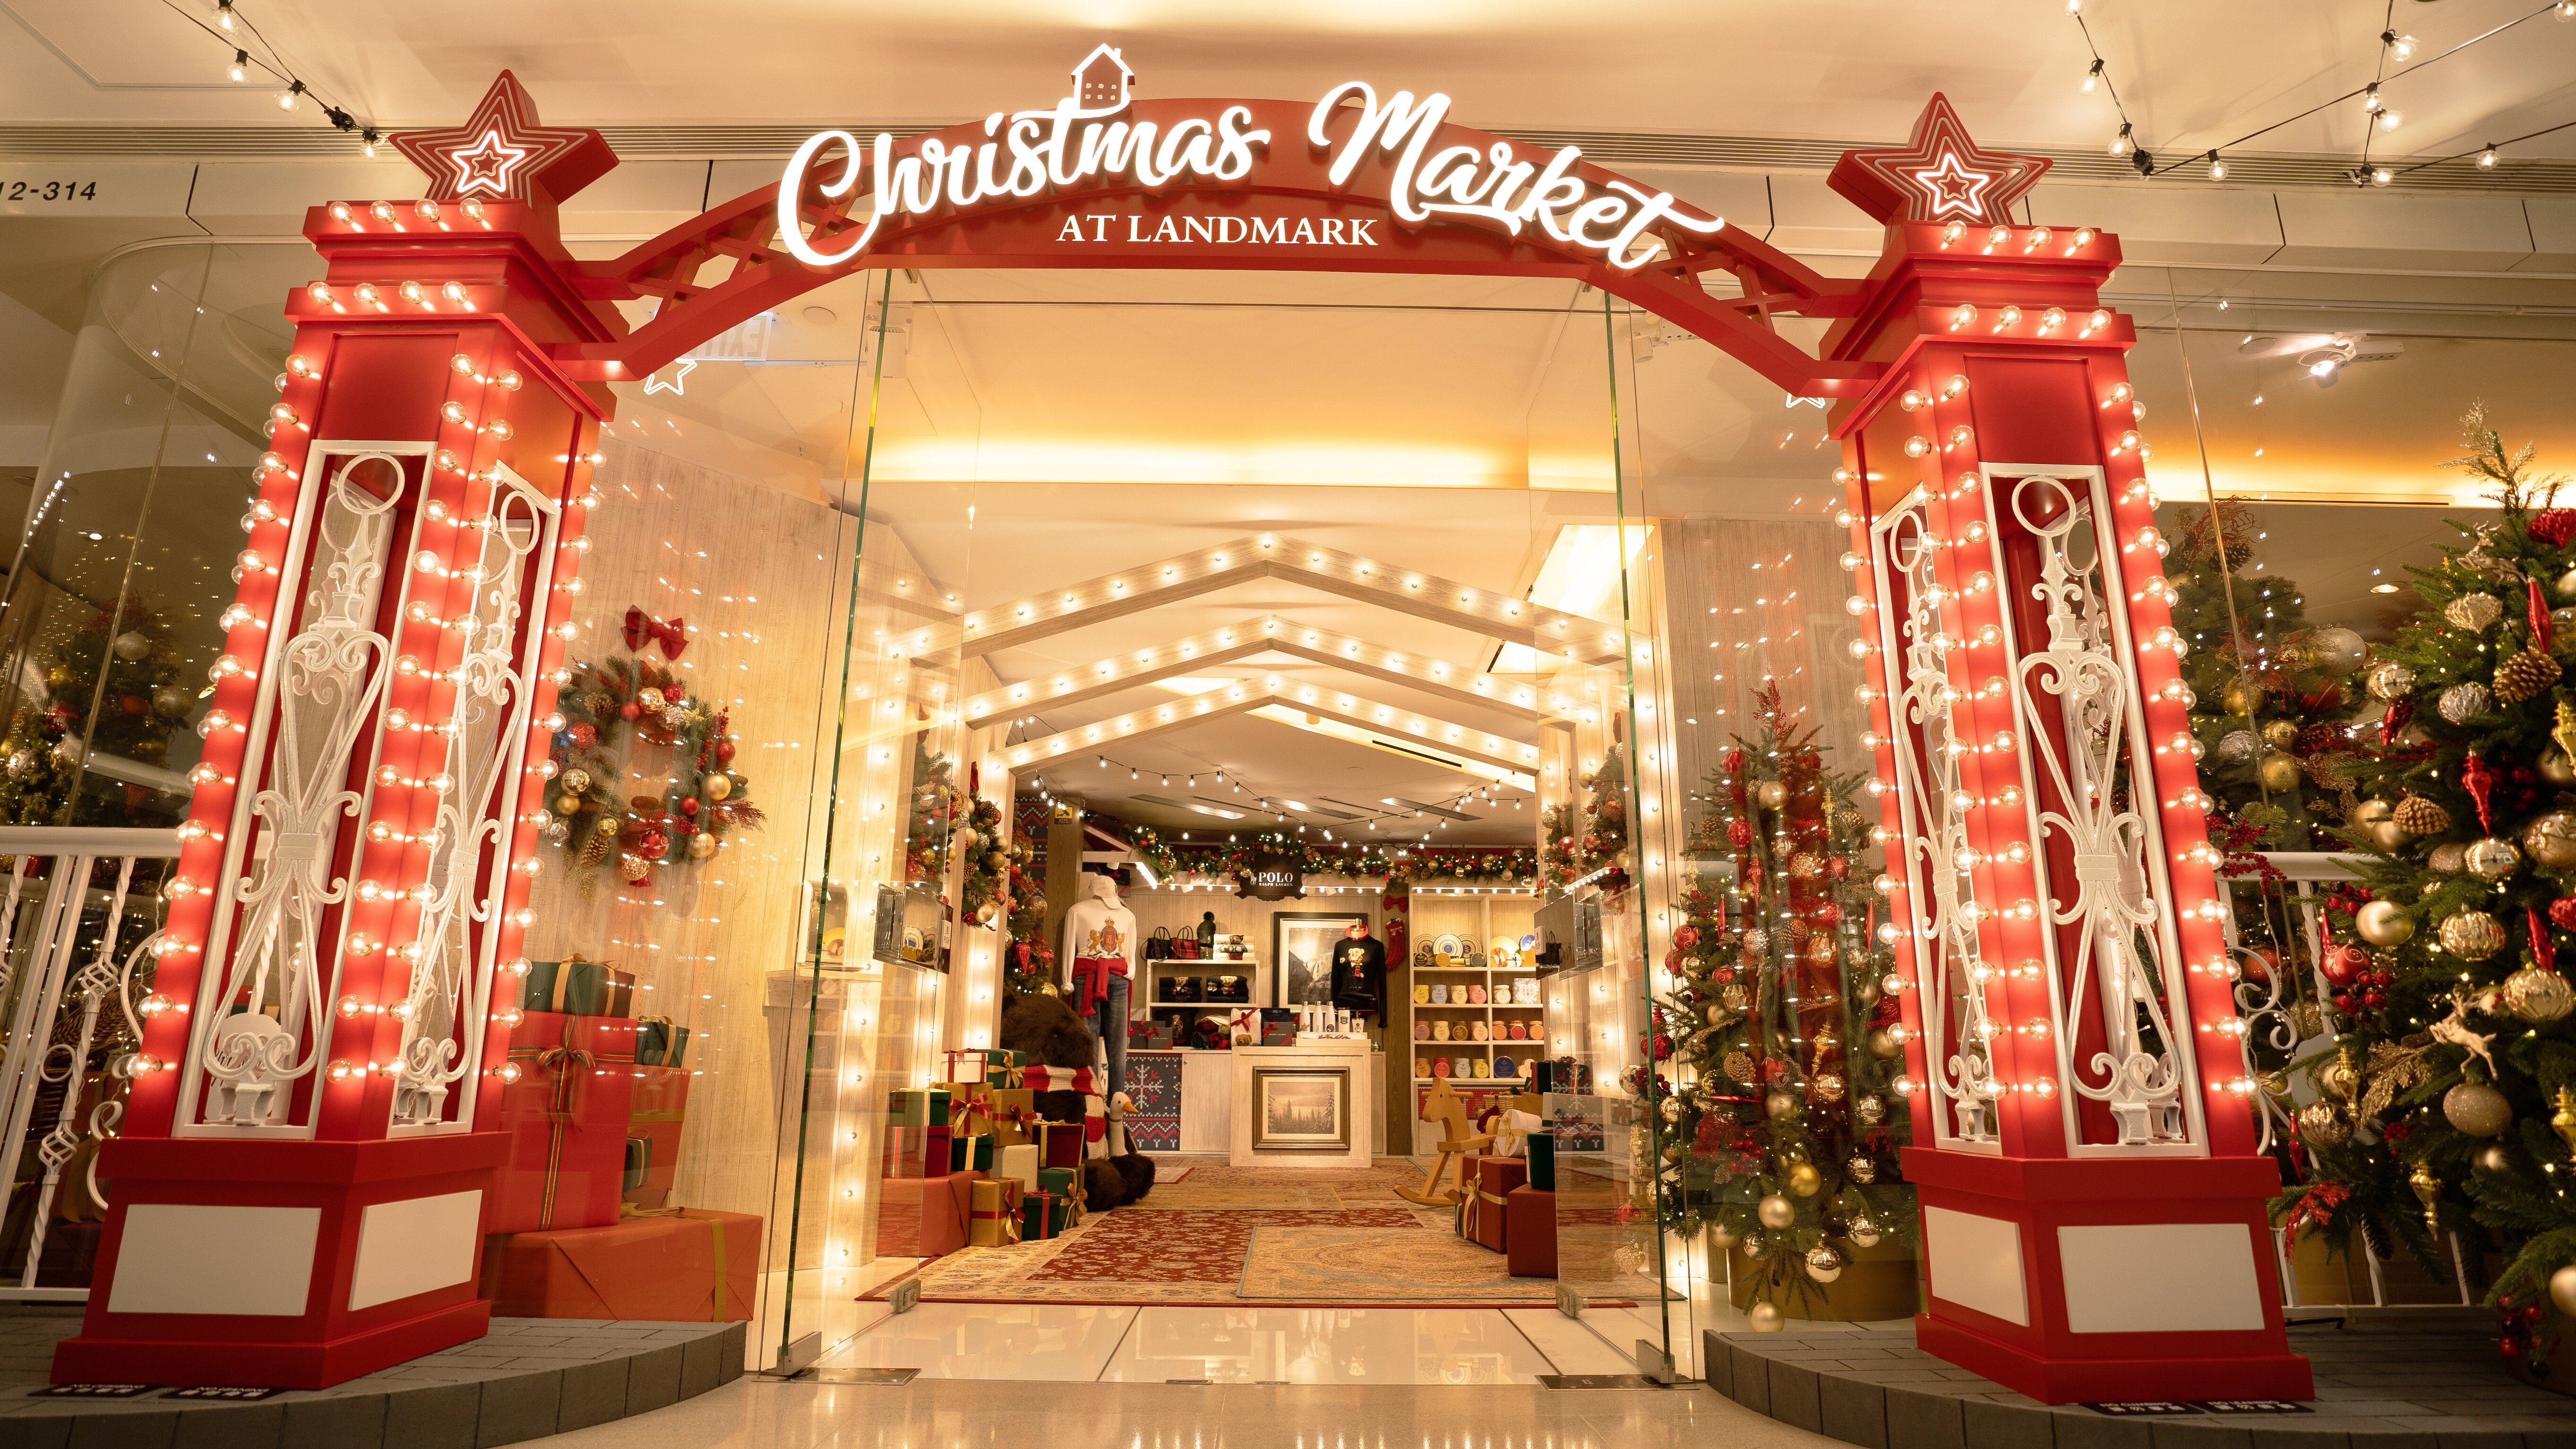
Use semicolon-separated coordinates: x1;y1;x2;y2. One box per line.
1073;44;1133;113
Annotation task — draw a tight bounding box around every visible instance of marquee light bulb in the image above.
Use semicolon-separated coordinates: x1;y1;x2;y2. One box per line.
2080;59;2102;93
2109;124;2132;157
2206;151;2225;180
277;81;304;112
2479;146;2498;169
228;50;247;82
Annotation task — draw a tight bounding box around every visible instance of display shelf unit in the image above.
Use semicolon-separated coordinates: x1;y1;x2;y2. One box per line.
1143;946;1262;1040
1400;891;1540;1090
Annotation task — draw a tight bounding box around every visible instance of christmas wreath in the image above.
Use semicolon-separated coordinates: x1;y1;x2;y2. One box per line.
542;653;762;888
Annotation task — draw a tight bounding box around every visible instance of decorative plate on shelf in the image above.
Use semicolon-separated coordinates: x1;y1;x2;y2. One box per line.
1432;933;1464;958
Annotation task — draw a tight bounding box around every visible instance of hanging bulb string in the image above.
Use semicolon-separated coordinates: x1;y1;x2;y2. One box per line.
156;0;379;149
2069;8;2145;163
2147;0;2570;179
2387;116;2576;180
1039;747;1523;836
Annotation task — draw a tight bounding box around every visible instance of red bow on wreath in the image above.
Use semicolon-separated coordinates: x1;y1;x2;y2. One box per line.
624;607;688;659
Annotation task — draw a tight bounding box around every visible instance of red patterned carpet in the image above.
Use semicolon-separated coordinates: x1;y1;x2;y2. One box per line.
877;1158;1560;1306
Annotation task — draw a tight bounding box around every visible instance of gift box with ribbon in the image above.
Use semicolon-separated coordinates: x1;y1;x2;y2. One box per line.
877;1170;979;1258
635;1015;691;1069
941;1047;989;1085
1036;1119;1085;1172
622;1063;689;1210
1020;1188;1071;1241
968;1176;1023;1247
951;1132;995;1173
490;1011;639;1233
1457;1155;1525;1253
520;956;635;1018
978;1090;1039;1147
481;1208;761;1321
996;1142;1040;1195
891;1087;952;1128
1505;1186;1556;1278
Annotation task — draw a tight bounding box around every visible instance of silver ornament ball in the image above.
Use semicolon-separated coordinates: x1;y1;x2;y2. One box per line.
2442;1080;2512;1138
1757;1193;1796;1229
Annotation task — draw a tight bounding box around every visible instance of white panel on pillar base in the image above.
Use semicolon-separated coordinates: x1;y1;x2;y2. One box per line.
1923;1206;2029;1327
2058;1223;2266;1333
105;1204;321;1316
349;1190;484;1310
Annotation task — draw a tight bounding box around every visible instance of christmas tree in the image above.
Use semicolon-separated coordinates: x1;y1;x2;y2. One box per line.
2166;499;2369;850
0;594;194;828
2271;407;2576;1371
1655;683;1913;1326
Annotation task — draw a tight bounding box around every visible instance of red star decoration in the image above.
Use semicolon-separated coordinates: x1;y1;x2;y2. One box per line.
1828;94;2050;229
390;70;616;208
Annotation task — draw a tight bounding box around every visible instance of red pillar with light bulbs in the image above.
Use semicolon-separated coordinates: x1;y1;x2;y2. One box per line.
1826;97;2310;1404
52;73;623;1389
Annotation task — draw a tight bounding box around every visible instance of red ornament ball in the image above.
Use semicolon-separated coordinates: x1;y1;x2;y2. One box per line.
619;703;641;721
2552;897;2576;933
715;740;737;763
2320;942;2371;987
680;797;701;817
638;829;670;861
568;724;597;748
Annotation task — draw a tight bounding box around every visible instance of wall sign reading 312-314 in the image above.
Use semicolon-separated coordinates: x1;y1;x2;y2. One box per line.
4;180;99;202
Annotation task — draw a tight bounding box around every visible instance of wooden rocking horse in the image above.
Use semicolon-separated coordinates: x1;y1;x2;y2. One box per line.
1395;1078;1492;1208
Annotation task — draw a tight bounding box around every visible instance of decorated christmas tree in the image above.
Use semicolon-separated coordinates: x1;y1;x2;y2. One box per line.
1655;684;1912;1326
2166;499;2369;850
0;594;194;828
1541;745;1629;893
2271;407;2576;1371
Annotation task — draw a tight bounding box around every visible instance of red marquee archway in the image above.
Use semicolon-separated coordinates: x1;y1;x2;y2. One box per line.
55;63;2302;1407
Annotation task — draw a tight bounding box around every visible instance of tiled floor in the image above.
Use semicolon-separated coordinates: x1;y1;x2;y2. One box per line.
534;1374;1837;1449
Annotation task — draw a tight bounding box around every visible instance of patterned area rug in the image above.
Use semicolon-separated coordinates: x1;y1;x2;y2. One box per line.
882;1157;1528;1305
1237;1225;1556;1302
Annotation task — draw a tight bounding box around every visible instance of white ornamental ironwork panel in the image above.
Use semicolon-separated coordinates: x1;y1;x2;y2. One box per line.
180;448;420;1136
1984;470;2207;1156
386;467;557;1133
1869;491;2001;1152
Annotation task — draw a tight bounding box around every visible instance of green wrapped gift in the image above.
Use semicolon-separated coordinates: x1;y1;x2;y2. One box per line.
891;1087;951;1129
980;1048;1027;1069
636;1016;691;1068
1020;1188;1072;1240
1527;1131;1556;1191
951;1133;995;1173
623;1134;651;1193
1036;1165;1079;1198
522;956;634;1017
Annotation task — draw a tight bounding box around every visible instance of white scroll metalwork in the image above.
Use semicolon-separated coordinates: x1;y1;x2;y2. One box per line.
387;470;555;1131
189;453;405;1129
1869;492;2002;1150
1986;469;2205;1155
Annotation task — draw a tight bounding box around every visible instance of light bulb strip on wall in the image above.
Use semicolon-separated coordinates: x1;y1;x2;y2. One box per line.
1026;747;1520;844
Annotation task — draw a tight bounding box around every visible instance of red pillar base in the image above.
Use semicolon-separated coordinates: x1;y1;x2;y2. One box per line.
54;1132;510;1389
1901;1148;2313;1405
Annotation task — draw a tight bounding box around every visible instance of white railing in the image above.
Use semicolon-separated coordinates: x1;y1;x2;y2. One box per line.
2220;849;2479;1318
0;825;177;1303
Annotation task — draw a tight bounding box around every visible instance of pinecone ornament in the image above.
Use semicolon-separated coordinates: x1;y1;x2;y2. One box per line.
2393;795;2452;837
2497;647;2562;704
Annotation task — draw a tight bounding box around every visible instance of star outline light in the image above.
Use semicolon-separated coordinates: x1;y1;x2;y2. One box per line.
390;70;615;207
1829;93;2049;229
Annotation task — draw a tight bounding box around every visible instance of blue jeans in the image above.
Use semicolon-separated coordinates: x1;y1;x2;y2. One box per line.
1083;970;1130;1105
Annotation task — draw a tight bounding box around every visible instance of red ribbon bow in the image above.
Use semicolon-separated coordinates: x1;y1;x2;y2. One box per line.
623;607;687;659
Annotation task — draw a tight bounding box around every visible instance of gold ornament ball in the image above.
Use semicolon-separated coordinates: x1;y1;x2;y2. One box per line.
2298;1101;2352;1148
2545;751;2576;786
1748;1302;1785;1333
1855;1095;1887;1125
1812;1072;1846;1104
2257;753;2302;794
2467;837;2524;881
703;773;732;802
1721;1050;1755;1081
2309;626;2369;675
1786;1162;1823;1197
2443;1080;2513;1138
2526;812;2576;871
688;833;716;861
2505;965;2576;1024
2439;909;2508;960
2366;660;2416;702
1868;1028;1905;1060
1757;1194;1796;1229
1805;1245;1846;1284
1756;780;1789;810
1706;1222;1740;1251
2551;1264;2576;1318
2429;842;2469;875
1765;1090;1801;1121
551;794;580;816
2355;900;2414;948
2348;799;2395;832
2218;677;2258;716
1847;1154;1878;1185
2261;719;2299;748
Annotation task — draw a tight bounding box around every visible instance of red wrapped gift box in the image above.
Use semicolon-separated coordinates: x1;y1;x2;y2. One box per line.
1506;1185;1556;1277
1460;1155;1525;1252
1037;1120;1084;1171
622;1063;689;1210
877;1170;980;1258
489;1011;638;1233
481;1208;761;1321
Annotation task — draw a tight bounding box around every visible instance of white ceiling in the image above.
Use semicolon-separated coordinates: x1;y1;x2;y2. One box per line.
7;0;2576;162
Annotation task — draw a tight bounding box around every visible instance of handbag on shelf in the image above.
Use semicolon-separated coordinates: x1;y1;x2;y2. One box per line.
1170;937;1202;960
1146;926;1173;962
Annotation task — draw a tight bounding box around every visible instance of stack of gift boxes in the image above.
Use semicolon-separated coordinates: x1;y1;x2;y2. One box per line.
1450;1093;1558;1279
479;957;761;1321
876;1049;1098;1258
